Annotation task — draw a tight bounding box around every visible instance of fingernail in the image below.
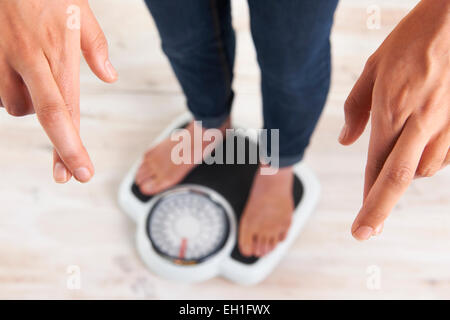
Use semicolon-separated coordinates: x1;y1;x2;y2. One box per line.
353;226;373;241
54;162;68;183
338;124;348;143
74;167;91;183
105;59;118;80
374;224;383;235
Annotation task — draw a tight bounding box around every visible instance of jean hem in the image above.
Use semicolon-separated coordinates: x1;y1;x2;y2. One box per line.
278;153;304;168
192;111;231;129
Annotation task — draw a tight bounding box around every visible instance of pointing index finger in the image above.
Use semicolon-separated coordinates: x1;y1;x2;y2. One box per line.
352;116;429;240
21;57;94;182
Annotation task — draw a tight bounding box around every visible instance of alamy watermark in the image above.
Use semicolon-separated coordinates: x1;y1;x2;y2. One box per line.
170;121;280;175
366;265;381;290
66;265;81;290
66;5;81;30
367;5;381;30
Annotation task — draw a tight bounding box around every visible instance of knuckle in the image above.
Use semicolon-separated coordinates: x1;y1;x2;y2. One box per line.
44;27;61;50
390;108;408;128
91;31;108;53
385;165;414;187
364;54;378;73
417;101;446;128
387;94;410;127
16;52;42;71
64;103;74;116
9;40;39;66
0;19;41;67
36;103;64;124
344;95;358;114
407;115;430;137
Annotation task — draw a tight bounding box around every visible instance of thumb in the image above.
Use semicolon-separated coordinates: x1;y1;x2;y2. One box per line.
81;6;118;83
339;67;374;145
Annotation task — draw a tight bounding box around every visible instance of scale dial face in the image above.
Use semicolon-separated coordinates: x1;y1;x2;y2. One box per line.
147;188;231;265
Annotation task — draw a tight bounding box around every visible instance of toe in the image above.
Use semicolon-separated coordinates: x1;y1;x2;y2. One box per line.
136;163;149;183
139;179;157;195
136;162;157;185
265;236;276;255
252;235;259;257
260;237;270;257
144;149;153;157
144;179;168;195
255;236;267;257
238;223;254;257
279;229;288;241
137;155;150;172
136;170;156;185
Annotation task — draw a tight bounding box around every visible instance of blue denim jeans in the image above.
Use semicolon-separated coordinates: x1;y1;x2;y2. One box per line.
144;0;339;167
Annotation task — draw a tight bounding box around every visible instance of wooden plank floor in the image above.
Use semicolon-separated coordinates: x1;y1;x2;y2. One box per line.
0;0;449;299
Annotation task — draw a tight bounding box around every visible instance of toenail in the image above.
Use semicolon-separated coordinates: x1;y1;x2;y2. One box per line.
143;182;154;191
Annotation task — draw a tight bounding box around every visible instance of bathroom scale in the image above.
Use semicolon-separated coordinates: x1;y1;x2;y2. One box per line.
118;113;320;285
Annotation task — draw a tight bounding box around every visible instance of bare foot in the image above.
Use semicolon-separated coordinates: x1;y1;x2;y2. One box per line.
135;119;230;195
239;165;294;257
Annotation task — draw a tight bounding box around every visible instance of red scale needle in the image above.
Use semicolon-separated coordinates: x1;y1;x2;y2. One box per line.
178;238;188;259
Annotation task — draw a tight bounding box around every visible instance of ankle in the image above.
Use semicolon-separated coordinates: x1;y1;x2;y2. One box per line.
258;163;293;177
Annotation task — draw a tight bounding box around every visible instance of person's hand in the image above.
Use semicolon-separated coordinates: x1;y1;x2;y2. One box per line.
339;0;450;240
0;0;117;183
